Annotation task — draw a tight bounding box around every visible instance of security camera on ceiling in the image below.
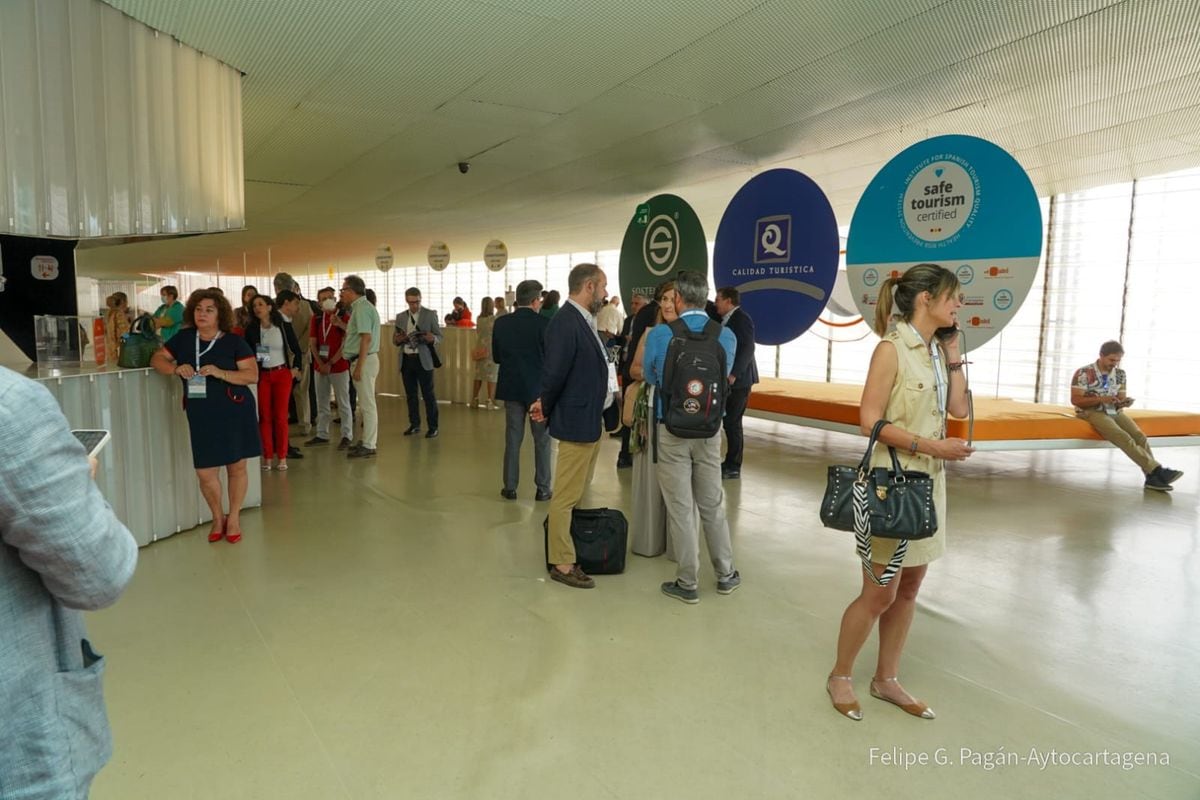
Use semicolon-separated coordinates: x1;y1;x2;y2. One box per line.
457;162;470;174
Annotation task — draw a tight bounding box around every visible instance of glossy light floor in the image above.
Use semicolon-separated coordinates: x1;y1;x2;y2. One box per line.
89;400;1200;799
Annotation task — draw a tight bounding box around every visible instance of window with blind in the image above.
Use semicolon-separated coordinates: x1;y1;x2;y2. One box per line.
1121;167;1200;411
1037;183;1133;404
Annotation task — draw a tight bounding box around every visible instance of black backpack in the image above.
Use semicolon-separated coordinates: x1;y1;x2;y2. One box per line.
659;317;727;440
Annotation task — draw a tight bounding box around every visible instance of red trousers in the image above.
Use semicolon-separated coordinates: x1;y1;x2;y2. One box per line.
257;366;293;459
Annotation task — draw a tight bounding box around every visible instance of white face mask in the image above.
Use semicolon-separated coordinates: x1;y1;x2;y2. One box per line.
321;298;336;311
161;296;169;305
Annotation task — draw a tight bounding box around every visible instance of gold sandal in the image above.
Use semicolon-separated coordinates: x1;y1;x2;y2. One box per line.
826;675;862;721
869;677;935;719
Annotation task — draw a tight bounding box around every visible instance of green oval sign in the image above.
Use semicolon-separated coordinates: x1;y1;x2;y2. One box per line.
618;194;708;307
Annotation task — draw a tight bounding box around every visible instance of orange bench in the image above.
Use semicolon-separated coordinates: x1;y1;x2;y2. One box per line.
746;378;1200;450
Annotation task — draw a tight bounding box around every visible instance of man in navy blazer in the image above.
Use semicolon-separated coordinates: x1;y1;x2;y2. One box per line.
531;263;611;589
715;287;759;479
492;279;553;502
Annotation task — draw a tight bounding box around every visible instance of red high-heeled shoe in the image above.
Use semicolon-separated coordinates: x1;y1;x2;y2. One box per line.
208;528;224;543
225;530;242;544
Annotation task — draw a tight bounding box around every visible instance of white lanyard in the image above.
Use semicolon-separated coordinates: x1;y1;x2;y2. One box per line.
909;323;947;421
195;332;220;369
322;313;335;341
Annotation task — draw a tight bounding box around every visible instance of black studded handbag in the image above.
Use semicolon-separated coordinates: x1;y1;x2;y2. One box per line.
820;420;938;586
820;419;937;539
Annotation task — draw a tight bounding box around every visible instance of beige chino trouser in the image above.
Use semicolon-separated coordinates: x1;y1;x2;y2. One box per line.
547;439;601;566
1078;409;1159;475
352;353;380;450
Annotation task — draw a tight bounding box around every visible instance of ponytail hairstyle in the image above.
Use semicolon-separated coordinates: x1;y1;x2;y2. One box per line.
873;263;959;336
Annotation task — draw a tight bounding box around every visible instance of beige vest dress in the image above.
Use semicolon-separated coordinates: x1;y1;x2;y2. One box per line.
866;323;949;566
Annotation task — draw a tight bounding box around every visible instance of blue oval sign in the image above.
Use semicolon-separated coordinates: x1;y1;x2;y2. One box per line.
712;169;840;346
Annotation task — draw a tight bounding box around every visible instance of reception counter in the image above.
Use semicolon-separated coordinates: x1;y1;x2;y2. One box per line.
21;364;262;547
376;324;480;404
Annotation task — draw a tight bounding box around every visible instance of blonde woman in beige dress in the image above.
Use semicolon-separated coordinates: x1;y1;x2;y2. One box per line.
472;297;499;408
827;263;974;722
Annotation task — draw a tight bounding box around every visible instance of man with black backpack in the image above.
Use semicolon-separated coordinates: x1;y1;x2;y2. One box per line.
642;270;741;604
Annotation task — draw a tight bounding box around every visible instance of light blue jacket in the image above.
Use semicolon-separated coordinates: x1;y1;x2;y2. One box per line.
0;367;138;799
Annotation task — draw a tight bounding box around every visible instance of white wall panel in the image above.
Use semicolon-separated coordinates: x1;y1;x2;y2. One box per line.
0;0;244;238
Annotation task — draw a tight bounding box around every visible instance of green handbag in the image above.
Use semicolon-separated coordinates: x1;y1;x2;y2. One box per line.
117;314;161;368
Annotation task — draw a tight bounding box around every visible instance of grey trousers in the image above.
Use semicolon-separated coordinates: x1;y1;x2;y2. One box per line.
504;400;552;494
314;368;353;442
655;423;735;590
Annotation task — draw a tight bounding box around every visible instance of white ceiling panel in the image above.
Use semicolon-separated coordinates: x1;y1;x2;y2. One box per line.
70;0;1200;277
463;0;763;113
247;108;419;186
625;0;947;103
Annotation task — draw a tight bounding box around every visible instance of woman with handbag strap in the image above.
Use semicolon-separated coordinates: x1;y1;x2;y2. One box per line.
827;264;974;722
244;295;303;471
626;283;678;560
471;297;499;409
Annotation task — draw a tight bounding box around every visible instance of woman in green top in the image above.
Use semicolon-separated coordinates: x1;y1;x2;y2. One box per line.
153;285;186;342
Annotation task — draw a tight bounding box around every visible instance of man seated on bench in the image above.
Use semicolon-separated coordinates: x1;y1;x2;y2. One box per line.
1072;340;1183;492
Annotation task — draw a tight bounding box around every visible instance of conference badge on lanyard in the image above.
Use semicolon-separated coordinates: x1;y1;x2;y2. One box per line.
191;333;220;399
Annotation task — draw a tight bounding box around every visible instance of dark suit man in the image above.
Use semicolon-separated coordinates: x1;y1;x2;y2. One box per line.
531;264;611;590
715;286;759;479
493;280;553;501
393;287;444;438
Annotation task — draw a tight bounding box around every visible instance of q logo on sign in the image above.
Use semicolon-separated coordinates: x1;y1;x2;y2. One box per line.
643;214;679;276
755;215;791;263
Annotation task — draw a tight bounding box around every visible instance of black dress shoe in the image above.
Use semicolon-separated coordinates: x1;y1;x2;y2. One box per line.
616;455;633;469
500;489;518;500
287;446;304;459
403;426;421;436
425;428;439;439
721;467;740;480
535;489;553;502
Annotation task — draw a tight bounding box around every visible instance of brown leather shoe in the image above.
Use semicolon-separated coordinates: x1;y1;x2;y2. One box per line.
549;564;595;589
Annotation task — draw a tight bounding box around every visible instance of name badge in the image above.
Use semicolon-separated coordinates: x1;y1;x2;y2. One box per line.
187;374;207;398
607;362;619;394
319;345;330;359
256;344;269;363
